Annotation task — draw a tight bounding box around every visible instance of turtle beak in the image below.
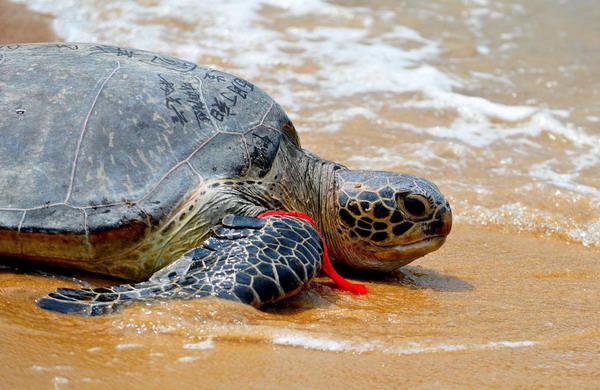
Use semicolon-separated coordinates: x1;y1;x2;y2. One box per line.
440;205;452;236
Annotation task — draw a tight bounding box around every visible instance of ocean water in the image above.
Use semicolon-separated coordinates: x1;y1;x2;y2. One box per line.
11;0;600;247
2;1;600;385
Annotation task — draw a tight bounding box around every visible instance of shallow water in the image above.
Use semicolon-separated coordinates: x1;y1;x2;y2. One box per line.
1;0;599;387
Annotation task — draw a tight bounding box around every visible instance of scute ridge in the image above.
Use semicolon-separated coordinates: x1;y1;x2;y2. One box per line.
64;60;122;203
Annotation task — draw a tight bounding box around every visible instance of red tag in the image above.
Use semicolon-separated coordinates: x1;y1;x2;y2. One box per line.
257;210;368;295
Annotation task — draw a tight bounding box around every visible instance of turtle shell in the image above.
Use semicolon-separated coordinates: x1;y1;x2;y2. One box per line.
0;43;299;264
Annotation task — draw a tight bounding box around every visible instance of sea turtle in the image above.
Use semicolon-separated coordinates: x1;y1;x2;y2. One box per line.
0;43;452;316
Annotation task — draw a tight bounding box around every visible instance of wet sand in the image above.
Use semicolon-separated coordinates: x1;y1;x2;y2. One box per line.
0;0;57;44
1;224;599;388
1;1;599;388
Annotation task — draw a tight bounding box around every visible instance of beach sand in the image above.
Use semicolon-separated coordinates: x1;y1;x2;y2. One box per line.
0;1;599;388
1;224;599;388
0;0;57;44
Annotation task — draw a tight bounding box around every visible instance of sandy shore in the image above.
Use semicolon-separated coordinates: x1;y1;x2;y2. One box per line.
0;0;57;44
1;223;599;388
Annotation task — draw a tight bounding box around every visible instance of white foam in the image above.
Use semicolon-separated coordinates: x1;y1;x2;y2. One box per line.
177;356;200;363
272;331;538;355
31;365;73;372
456;201;600;248
273;333;375;353
115;343;144;349
529;161;600;199
389;340;538;355
53;377;69;385
183;337;214;350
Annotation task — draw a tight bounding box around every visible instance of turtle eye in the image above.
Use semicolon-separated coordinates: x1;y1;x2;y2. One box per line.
397;193;431;219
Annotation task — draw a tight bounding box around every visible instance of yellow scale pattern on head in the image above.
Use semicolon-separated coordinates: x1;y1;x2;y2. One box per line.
337;179;414;245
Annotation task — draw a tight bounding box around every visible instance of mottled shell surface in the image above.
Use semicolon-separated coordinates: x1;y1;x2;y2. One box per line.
0;43;297;262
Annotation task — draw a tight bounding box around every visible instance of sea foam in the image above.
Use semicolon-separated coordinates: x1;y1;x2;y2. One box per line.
272;331;539;355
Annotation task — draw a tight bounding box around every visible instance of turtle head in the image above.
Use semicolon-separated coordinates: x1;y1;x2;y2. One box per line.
329;170;452;272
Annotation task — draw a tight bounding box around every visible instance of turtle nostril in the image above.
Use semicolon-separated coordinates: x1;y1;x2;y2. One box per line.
403;195;427;217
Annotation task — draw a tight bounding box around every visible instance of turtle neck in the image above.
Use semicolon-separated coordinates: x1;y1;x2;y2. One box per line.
274;135;342;236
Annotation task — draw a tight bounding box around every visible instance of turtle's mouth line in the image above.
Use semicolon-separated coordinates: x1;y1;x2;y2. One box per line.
382;236;446;251
352;236;448;271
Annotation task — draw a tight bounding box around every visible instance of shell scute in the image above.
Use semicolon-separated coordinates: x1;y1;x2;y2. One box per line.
245;126;281;178
188;132;249;179
19;206;89;260
0;43;296;267
137;163;201;229
0;209;25;254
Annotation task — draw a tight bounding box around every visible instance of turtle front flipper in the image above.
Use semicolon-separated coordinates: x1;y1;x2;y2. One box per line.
36;215;324;316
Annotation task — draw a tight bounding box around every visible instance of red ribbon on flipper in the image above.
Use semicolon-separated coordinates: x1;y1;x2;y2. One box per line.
256;210;368;295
